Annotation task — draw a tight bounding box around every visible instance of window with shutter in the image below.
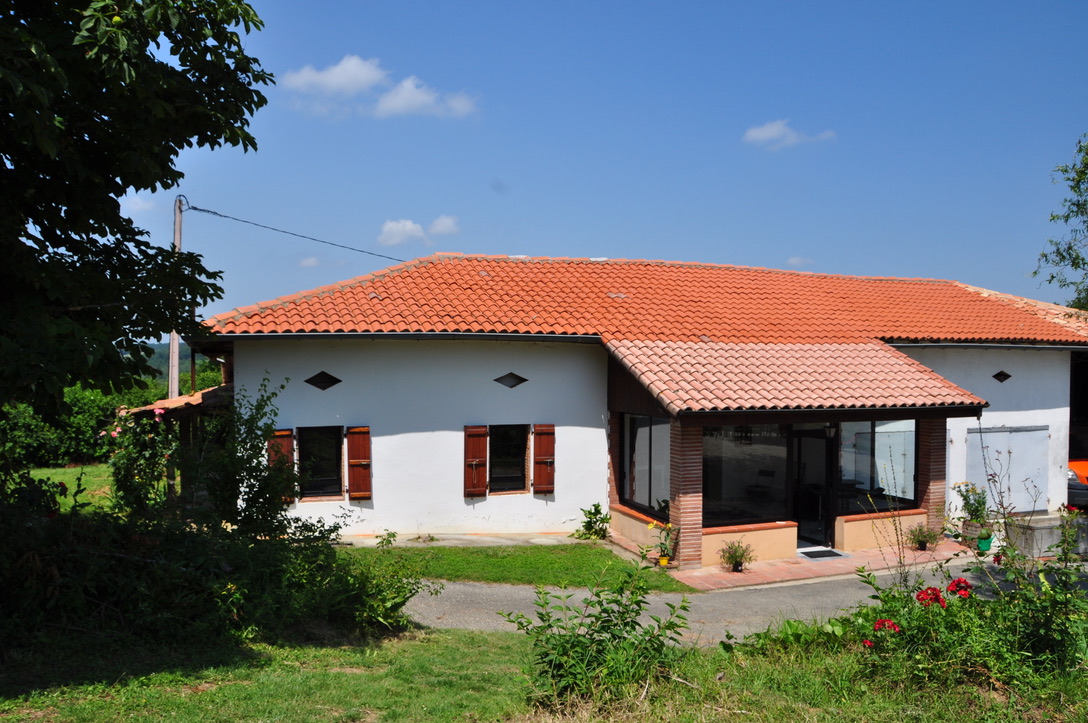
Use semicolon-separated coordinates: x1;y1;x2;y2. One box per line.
464;426;488;497
346;426;372;500
465;424;556;496
533;424;555;493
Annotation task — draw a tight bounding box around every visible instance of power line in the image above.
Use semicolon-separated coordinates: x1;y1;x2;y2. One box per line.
180;197;406;263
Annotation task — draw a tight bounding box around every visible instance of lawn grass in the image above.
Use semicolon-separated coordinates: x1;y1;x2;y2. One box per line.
31;463;112;510
0;630;531;722
349;542;696;592
3;630;1080;722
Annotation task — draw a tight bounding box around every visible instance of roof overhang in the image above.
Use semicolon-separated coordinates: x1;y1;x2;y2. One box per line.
607;338;988;417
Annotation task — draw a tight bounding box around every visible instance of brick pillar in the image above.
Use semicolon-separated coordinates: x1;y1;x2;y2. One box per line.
606;411;622;508
669;420;704;569
916;418;948;530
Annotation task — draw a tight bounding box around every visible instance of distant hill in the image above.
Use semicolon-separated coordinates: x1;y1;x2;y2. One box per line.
145;341;191;377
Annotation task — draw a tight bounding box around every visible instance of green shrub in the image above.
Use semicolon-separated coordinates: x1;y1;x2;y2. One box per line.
571;503;611;540
501;552;690;704
852;510;1088;687
0;381;434;648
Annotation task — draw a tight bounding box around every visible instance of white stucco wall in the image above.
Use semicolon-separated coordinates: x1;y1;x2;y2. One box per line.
901;346;1070;514
232;337;609;535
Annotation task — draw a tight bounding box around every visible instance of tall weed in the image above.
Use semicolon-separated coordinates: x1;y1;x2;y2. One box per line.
501;552;690;704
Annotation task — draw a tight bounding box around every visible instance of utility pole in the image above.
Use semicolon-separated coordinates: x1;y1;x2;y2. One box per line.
168;196;183;400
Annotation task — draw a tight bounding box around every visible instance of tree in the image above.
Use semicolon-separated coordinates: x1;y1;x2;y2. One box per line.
0;0;271;412
1037;134;1088;309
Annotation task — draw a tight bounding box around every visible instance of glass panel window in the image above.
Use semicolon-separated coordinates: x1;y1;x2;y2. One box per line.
489;424;529;492
622;415;671;517
702;425;788;527
840;420;916;513
297;426;343;497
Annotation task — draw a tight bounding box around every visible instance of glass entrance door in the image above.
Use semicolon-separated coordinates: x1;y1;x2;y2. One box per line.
792;425;837;546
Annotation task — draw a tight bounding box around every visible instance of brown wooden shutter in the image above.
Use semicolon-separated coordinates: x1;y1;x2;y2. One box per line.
464;425;488;497
533;424;555;494
269;429;295;503
346;426;372;500
269;429;295;466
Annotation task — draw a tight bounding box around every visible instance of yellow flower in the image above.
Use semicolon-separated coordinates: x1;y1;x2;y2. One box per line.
647;522;655;530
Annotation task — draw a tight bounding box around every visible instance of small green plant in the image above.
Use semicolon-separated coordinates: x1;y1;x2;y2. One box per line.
952;481;988;522
500;551;690;703
375;529;397;549
905;523;942;550
571;503;611;540
648;519;675;558
720;539;754;570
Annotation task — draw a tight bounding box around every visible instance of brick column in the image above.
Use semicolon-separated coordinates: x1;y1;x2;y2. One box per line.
669;419;704;569
606;411;622;507
916;418;948;530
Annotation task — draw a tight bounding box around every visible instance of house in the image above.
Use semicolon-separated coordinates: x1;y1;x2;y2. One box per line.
193;253;1088;569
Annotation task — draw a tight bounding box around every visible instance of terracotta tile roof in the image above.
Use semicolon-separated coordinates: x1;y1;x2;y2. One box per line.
127;385;233;417
207;253;1088;345
204;254;1088;412
607;340;984;414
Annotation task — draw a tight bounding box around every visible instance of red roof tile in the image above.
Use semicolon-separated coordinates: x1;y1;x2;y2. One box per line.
204;254;1088;412
607;340;984;413
207;254;1088;345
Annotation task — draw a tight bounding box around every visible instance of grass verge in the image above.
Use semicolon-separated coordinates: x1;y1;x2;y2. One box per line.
0;630;530;722
349;543;695;592
3;630;1081;722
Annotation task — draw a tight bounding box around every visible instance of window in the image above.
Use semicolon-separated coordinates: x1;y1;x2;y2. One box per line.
464;424;555;497
702;425;788;527
620;414;671;517
268;426;373;500
840;420;916;513
297;426;343;497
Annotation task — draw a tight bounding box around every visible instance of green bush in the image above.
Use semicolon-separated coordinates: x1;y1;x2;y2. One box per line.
851;511;1088;687
0;381;433;648
570;503;611;540
501;552;690;704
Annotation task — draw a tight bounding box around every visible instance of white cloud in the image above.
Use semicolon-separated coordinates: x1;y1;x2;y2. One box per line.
377;219;426;246
120;192;154;215
428;215;459;235
299;257;320;268
743;120;836;151
375;76;475;118
786;256;814;268
282;55;387;95
283;56;477;119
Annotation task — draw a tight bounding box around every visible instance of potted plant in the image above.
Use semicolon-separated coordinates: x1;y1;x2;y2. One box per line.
720;539;754;573
906;524;943;551
648;521;675;566
977;527;994;552
953;481;989;536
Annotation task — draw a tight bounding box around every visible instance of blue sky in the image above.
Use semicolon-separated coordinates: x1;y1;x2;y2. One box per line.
123;1;1088;318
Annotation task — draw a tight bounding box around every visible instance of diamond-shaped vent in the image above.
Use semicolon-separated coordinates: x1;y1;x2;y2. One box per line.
992;370;1012;383
494;372;528;389
304;371;342;391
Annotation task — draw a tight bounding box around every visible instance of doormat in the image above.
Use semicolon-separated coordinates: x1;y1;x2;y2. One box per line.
799;549;846;559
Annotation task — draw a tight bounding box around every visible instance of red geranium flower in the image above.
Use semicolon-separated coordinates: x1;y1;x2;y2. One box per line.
947;578;972;598
873;618;901;633
916;586;947;609
993;553;1003;565
863;639;874;648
